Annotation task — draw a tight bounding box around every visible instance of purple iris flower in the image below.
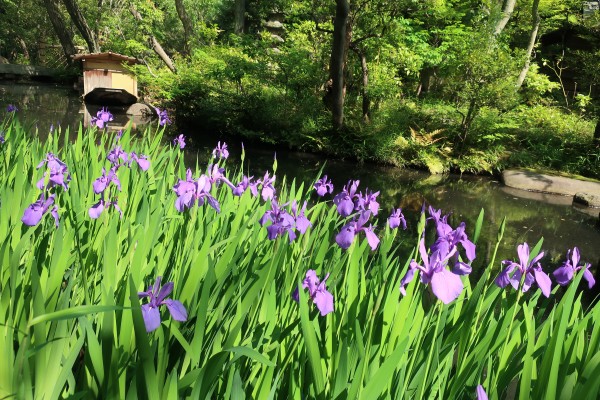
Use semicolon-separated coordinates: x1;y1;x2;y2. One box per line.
22;194;59;227
232;175;253;196
93;167;121;194
91;107;114;129
289;201;312;234
335;210;380;250
248;178;260;197
155;107;172;126
129;152;150;171
138;276;188;333
399;238;468;304
89;197;123;219
0;132;4;144
495;242;552;297
173;169;220;212
212;141;229;159
333;180;360;217
6;104;18;113
553;247;595;289
259;200;297;241
476;385;488;400
292;270;334;316
355;189;380;215
107;146;129;167
433;221;476;264
36;153;71;191
314;175;334;197
173;134;186;149
259;172;276;201
388;208;407;230
207;164;235;189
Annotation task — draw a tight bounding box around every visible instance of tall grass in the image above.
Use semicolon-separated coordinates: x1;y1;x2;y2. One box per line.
1;116;599;399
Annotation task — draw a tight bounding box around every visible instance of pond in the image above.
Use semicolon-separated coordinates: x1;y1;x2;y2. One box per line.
3;82;600;301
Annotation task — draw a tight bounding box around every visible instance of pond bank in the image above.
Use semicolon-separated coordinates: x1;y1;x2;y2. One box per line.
502;169;600;210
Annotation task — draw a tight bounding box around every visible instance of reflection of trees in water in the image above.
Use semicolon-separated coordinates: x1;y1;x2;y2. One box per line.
0;84;82;134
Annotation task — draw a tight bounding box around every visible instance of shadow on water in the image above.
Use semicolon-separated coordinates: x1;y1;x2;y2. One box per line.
3;82;600;303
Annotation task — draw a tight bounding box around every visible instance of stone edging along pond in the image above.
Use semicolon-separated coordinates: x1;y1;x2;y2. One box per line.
502;169;600;210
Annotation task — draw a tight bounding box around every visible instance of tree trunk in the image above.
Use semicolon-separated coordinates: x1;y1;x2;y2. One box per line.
43;0;76;64
62;0;99;53
130;6;176;72
417;67;434;96
494;0;517;36
234;0;245;35
95;0;103;47
328;0;350;131
175;0;194;52
594;119;600;144
18;38;30;61
516;0;540;88
352;45;370;123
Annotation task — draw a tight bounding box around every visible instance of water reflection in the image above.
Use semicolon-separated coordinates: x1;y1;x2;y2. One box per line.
0;82;82;135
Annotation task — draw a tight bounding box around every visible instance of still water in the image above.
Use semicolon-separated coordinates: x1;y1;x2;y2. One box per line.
3;82;600;300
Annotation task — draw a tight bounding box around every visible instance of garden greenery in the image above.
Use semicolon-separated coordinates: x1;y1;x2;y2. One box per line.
1;110;600;399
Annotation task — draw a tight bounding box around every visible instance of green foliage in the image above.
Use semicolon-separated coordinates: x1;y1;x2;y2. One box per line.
521;64;561;105
2;119;600;399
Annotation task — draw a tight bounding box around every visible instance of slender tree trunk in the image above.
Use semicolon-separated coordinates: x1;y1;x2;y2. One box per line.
494;0;517;36
18;38;30;61
417;67;434;96
516;0;540;88
130;6;176;72
234;0;245;35
352;45;370;123
62;0;99;53
328;0;350;131
42;0;76;64
175;0;194;52
594;119;600;144
95;0;103;46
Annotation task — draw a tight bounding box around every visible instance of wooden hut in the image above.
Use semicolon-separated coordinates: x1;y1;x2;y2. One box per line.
72;52;141;106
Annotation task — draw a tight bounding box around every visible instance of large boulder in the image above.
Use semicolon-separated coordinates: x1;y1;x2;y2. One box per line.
573;192;600;208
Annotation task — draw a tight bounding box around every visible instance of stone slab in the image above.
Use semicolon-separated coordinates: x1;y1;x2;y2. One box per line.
502;169;600;197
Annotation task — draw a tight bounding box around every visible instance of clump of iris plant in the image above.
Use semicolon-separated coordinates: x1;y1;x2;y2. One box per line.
335;210;380;250
553;247;595;289
212;141;229;159
258;171;276;201
232;175;255;197
333;180;360;217
22;153;71;228
399;238;471;304
173;134;186;149
388;208;407;230
89;145;150;219
172;167;236;213
157;108;172;126
495;242;552;297
292;270;334;316
332;179;381;217
138;276;188;332
259;199;311;242
91;107;114;129
314;175;333;197
355;189;380;215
